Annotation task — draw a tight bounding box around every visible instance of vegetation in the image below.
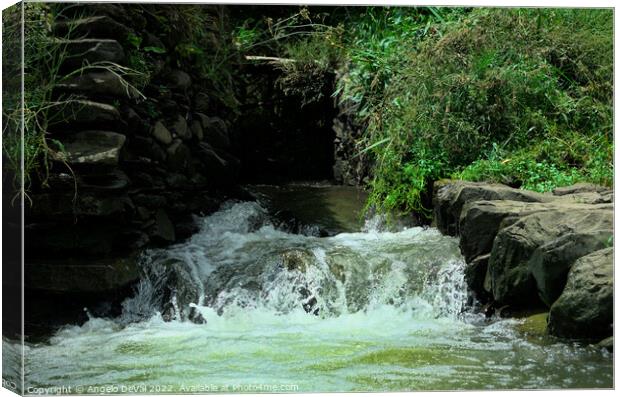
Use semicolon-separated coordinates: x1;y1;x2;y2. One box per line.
232;6;612;217
4;5;613;217
338;7;613;215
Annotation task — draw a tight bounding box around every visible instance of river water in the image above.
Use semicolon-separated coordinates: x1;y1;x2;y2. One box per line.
4;186;613;392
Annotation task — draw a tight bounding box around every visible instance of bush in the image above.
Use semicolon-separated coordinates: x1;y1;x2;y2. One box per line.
339;7;613;216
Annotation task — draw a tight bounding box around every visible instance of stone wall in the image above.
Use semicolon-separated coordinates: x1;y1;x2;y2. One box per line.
24;3;243;331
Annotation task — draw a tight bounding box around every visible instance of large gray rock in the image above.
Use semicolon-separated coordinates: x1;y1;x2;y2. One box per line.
56;71;140;98
552;183;610;196
488;207;612;306
433;181;552;236
548;248;613;339
459;200;558;263
529;230;613;306
56;130;126;166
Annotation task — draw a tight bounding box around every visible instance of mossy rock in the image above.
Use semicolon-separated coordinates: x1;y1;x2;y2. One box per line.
516;312;548;337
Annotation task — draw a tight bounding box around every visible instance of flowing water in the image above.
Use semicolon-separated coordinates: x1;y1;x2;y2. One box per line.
4;189;614;393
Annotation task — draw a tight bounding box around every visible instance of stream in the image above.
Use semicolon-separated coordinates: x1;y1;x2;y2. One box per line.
4;185;613;392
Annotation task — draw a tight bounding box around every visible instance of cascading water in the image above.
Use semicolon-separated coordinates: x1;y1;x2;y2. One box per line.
8;198;613;392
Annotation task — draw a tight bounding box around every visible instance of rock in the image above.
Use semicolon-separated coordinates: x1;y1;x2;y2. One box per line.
433;181;552;236
596;336;613;352
194;92;210;113
132;194;167;209
152;121;173;145
166;139;192;172
529;230;613;306
141;258;202;322
280;249;315;272
53;15;133;41
53;100;121;126
60;39;125;68
166;70;191;92
171;115;191;140
152;209;175;243
197;143;240;185
459;200;554;263
56;130;126;166
488;207;612;307
552;183;610;196
124;107;149;135
202;116;230;148
25;255;139;293
131;136;166;163
515;312;548;338
464;254;490;298
78;169;130;192
56;71;140;98
190;120;204;141
29;192;132;219
165;173;190;189
548;248;613;339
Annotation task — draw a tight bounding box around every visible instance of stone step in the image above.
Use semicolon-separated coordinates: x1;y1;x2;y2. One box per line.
53;16;132;41
50;99;121;127
55;130;126;166
55;70;141;99
58;38;125;69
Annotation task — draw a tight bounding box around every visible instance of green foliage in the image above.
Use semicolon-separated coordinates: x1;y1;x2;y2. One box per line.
338;7;613;216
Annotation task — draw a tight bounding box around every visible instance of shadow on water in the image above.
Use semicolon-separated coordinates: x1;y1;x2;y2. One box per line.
246;184;369;235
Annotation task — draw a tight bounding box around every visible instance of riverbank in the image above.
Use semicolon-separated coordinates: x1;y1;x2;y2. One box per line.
433;180;613;345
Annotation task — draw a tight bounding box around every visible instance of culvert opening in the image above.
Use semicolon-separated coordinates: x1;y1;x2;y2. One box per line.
232;61;337;184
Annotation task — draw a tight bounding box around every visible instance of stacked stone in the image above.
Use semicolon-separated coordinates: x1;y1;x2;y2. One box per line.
25;3;241;299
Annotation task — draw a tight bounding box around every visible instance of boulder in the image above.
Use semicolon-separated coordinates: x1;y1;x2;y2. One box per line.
151;121;173;145
25;255;139;293
56;71;140;98
529;230;613;306
488;207;612;307
459;200;557;263
171;115;191;140
433;181;552;236
131;136;167;163
197;143;240;185
548;248;613;339
166;139;192;171
552;183;610;196
53;15;132;41
60;39;125;68
166;70;191;92
464;254;490;298
53;100;121;126
55;130;126;166
190;120;204;141
151;209;175;243
202;116;231;149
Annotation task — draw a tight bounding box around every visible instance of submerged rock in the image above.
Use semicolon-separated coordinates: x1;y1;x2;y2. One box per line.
547;248;613;339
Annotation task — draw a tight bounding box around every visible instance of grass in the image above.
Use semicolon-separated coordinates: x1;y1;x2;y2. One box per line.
335;7;613;217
